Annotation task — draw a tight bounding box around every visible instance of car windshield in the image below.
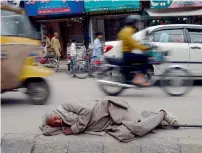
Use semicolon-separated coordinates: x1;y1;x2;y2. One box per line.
1;10;40;39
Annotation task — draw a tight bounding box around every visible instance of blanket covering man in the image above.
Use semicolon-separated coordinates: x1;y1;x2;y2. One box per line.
40;98;179;142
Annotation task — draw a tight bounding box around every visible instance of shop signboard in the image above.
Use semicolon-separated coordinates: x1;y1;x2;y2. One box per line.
84;0;140;14
25;0;85;16
150;0;202;9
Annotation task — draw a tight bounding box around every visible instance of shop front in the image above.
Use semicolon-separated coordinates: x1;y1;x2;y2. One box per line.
24;0;87;58
147;0;202;26
84;0;141;42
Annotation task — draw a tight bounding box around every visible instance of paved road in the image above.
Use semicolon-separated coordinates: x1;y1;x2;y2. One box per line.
1;73;202;139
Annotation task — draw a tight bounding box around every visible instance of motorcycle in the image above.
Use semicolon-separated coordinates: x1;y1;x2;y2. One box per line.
66;53;71;72
39;54;59;72
96;46;194;97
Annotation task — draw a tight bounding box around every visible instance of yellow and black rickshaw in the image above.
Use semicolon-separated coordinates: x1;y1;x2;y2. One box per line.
1;4;54;105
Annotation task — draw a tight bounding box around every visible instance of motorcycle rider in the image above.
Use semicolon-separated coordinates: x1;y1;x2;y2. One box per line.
118;15;151;86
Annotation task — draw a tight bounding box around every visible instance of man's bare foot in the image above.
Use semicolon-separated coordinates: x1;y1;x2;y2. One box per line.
132;73;151;87
133;79;151;87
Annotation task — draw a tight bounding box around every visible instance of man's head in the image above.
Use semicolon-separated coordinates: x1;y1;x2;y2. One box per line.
95;32;103;39
54;32;59;38
45;113;63;127
124;15;144;30
72;39;76;43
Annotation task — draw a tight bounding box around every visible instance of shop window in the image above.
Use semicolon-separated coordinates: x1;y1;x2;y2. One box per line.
152;29;185;43
187;29;202;44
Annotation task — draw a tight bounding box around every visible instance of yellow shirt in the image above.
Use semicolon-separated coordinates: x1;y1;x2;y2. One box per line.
51;37;61;57
118;26;148;52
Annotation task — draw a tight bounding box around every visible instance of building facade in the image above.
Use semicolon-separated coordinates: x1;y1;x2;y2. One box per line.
84;0;142;42
23;0;143;57
22;0;202;59
24;0;87;58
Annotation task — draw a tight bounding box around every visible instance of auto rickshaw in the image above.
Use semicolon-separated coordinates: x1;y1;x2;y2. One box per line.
1;4;54;105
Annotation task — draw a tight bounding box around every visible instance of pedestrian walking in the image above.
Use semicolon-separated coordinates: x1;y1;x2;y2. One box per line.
40;97;179;142
51;32;61;61
93;32;103;60
70;39;77;76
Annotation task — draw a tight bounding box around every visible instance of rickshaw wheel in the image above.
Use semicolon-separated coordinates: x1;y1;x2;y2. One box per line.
24;78;50;105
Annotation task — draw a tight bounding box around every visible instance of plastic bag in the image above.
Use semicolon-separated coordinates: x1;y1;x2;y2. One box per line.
145;50;165;64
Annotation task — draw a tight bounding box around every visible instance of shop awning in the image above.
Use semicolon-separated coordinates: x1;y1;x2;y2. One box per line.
147;7;202;17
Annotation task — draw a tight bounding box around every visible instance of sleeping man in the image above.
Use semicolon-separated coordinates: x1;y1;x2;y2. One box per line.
40;98;179;142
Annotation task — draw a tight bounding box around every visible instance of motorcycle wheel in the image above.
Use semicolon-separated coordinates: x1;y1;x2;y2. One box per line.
160;66;193;96
98;68;124;96
25;78;50;105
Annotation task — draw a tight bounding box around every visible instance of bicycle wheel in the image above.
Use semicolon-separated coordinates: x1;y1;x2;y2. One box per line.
73;60;90;79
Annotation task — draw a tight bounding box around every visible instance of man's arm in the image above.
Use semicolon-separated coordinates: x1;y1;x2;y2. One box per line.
51;38;55;51
74;43;77;54
58;40;61;51
127;36;149;51
62;103;91;134
94;39;102;49
122;32;149;51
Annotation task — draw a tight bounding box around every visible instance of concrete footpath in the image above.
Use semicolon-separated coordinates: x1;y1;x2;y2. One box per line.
1;130;202;153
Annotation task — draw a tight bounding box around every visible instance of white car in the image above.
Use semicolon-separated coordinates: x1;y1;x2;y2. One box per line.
103;24;202;77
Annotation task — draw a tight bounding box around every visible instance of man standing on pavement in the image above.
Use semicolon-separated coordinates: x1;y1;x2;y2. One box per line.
40;98;179;142
51;32;61;61
70;39;77;77
93;32;103;60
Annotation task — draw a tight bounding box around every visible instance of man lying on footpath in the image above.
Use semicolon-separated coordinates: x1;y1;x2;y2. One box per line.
40;98;179;142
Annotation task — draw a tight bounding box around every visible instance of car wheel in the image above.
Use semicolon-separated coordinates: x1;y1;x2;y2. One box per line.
25;78;50;105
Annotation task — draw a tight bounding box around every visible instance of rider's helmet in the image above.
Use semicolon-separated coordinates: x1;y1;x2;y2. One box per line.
124;15;144;30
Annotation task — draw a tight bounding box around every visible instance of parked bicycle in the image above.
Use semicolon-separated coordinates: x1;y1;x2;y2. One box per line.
73;49;102;79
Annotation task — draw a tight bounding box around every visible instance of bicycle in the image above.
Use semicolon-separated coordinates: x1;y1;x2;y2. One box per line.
73;50;102;79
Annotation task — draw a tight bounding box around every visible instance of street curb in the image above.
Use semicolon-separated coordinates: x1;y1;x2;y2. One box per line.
1;133;202;153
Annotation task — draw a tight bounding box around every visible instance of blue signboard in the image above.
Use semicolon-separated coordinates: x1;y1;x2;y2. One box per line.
84;0;140;13
25;0;85;16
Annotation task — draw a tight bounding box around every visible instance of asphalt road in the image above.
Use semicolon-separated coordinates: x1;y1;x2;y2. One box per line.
1;73;202;138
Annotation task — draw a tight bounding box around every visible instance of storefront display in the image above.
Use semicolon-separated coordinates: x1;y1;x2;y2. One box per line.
25;0;85;16
105;18;125;41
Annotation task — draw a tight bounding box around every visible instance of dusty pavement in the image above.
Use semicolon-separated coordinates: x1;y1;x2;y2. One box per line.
1;73;202;153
